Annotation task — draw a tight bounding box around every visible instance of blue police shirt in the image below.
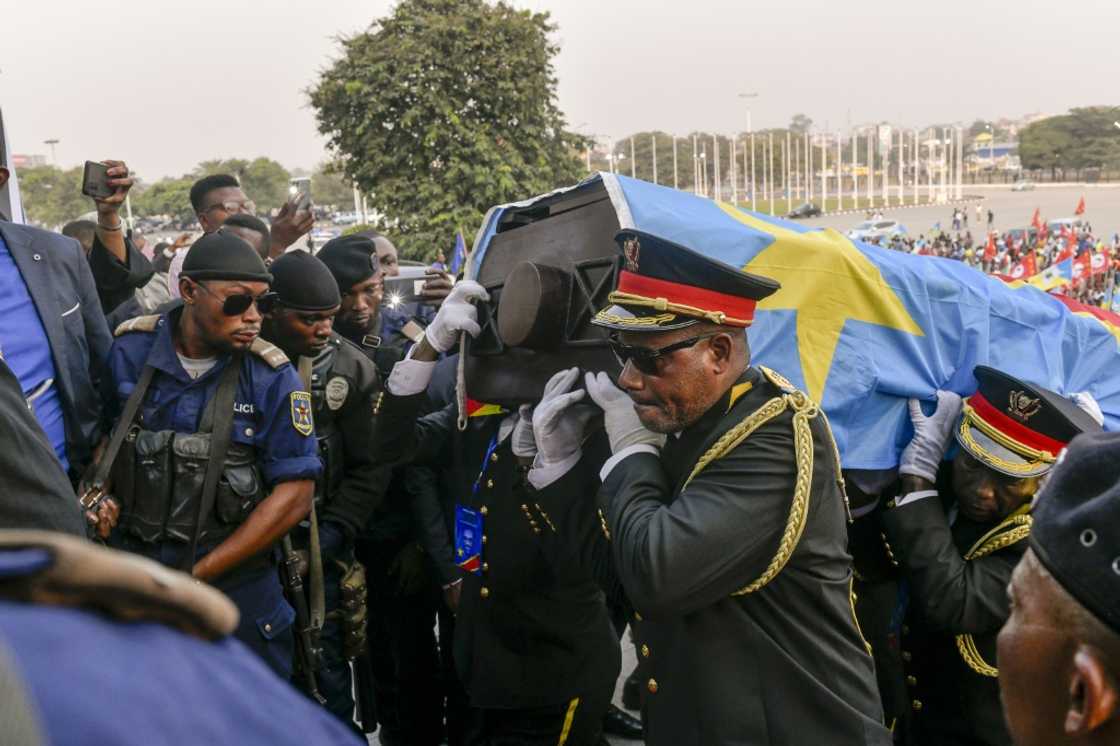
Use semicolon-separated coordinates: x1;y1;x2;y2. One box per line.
0;594;361;745
0;234;69;472
108;310;321;486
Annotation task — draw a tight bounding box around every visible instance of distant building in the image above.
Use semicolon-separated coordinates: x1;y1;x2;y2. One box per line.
968;136;1020;170
12;154;47;169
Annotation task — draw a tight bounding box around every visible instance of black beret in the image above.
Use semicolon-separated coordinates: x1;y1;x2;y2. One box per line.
181;230;272;283
592;229;780;332
317;235;380;292
956;366;1103;478
1030;431;1120;634
269;250;341;311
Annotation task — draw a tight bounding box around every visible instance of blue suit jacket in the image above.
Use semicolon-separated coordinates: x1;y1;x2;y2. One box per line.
0;221;112;474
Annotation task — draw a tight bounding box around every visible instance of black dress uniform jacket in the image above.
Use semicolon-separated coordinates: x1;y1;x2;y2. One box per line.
373;392;620;710
534;367;890;746
310;333;389;540
872;471;1026;746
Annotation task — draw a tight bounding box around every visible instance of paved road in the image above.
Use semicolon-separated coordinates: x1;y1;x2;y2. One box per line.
795;184;1120;240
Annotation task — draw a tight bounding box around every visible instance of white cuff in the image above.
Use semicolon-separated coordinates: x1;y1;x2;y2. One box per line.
528;451;582;490
893;489;939;509
600;444;660;482
386;352;436;396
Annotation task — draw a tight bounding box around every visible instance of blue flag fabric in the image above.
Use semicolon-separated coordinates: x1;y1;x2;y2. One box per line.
449;232;467;275
470;174;1120;470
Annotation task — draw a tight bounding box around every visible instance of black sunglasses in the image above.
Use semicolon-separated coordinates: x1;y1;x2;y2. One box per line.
195;282;278;316
610;334;719;375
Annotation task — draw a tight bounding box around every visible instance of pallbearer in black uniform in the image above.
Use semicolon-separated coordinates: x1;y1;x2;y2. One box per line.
862;367;1102;745
260;251;387;729
372;280;621;746
526;229;890;746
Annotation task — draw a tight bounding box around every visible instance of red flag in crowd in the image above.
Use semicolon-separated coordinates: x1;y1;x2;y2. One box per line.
1052;227;1078;264
1010;253;1037;280
984;233;997;262
1030;208;1043;231
1075;196;1086;216
1073;253;1092;284
1091;250;1109;276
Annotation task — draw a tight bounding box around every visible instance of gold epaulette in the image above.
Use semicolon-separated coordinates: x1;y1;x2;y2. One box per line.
248;338;290;369
758;365;798;395
954;511;1033;678
113;314;161;337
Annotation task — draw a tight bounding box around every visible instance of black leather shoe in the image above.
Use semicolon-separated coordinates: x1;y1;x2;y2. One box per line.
621;668;642;711
602;704;643;740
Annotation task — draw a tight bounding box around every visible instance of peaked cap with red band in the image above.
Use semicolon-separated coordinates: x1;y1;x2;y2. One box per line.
955;365;1102;478
592;229;780;332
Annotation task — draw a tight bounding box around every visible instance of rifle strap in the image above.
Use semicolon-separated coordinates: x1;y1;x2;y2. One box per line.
298;355;326;633
183;355;241;573
84;365;156;502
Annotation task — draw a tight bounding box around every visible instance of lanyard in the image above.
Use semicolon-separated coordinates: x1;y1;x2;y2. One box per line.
470;433;501;498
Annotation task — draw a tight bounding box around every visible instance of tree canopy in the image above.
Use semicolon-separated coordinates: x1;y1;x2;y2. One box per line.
16;165;90;228
1019;107;1120;171
309;0;587;260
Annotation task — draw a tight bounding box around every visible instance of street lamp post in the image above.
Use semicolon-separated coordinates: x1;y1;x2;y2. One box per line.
985;123;994;182
739;92;759;210
43;138;60;164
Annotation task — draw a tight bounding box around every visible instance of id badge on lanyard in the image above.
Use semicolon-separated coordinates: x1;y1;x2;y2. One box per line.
455;505;483;574
455;433;500;576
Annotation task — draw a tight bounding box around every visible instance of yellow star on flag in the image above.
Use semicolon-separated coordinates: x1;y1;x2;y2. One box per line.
717;202;924;403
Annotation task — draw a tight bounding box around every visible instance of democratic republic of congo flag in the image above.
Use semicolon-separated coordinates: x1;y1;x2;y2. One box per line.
470;174;1120;470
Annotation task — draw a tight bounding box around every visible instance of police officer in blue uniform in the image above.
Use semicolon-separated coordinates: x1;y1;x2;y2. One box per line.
91;230;321;677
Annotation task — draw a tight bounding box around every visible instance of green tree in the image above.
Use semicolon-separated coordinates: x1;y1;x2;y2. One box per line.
1018;107;1120;175
789;114;813;134
311;162;357;210
134;177;196;223
309;0;587;261
17;165;90;228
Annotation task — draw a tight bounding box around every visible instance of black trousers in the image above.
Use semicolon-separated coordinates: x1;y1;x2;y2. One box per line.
357;536;443;746
438;603;471;746
462;684;613;746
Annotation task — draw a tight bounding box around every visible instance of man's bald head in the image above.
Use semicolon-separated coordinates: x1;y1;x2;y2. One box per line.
998;549;1120;746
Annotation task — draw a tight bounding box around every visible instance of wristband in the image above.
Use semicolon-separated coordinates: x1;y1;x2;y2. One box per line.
98;220;123;231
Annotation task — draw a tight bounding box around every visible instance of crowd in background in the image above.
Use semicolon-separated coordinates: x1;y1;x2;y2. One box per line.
861;206;1120;309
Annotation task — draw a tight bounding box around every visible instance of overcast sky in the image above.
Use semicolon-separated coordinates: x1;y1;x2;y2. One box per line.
3;0;1117;180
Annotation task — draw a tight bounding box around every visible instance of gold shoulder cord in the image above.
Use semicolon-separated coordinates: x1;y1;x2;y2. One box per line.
682;367;844;597
954;511;1033;678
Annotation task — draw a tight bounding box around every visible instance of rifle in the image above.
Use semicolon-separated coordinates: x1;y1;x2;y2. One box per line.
280;534;326;705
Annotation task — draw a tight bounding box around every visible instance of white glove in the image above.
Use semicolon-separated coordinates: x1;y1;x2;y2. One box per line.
584;371;666;454
1070;391;1104;427
532;368;598;467
511;404;537;458
899;390;963;482
424;280;489;353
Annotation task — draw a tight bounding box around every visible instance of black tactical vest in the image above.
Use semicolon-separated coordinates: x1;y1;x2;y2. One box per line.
113;363;266;545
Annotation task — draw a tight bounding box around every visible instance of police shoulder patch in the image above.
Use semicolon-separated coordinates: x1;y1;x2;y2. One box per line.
290;391;314;436
113;314;161;337
249;338;290;369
